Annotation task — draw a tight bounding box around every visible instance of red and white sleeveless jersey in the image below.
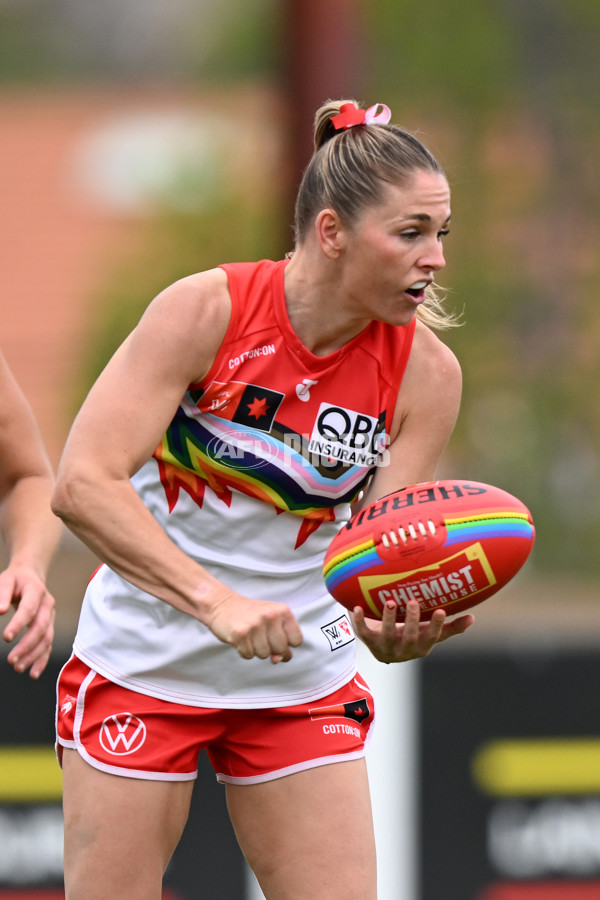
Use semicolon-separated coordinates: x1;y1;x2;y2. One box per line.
74;259;416;707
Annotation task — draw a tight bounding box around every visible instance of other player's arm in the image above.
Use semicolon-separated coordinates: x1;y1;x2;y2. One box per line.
0;353;62;677
52;270;302;663
351;322;474;660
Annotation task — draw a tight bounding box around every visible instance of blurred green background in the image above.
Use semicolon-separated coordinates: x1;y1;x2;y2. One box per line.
2;0;600;604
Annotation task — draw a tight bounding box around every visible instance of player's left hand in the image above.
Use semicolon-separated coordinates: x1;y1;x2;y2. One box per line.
0;564;56;678
351;598;474;663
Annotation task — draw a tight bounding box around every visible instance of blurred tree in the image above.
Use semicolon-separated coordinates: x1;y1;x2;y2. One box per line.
76;192;281;407
0;0;278;83
281;0;365;177
367;0;600;576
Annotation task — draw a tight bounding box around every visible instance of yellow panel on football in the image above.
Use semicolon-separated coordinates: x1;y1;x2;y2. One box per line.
358;542;496;617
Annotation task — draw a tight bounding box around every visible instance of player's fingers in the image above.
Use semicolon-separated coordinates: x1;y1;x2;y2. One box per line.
9;602;55;652
242;628;271;660
284;616;303;648
8;631;53;676
228;626;258;659
4;587;54;643
270;619;303;663
440;613;475;641
0;573;17;615
263;626;292;662
370;602;397;654
388;600;423;659
235;610;300;662
401;599;422;638
350;606;376;643
350;606;365;630
380;600;398;631
413;609;447;655
7;608;55;675
427;608;447;637
28;644;53;679
3;585;40;638
270;613;304;661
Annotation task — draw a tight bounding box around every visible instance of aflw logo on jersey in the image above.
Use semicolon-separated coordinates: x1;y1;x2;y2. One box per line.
321;613;355;650
309;403;389;468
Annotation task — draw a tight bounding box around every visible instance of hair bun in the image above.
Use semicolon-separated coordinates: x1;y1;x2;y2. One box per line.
313;98;360;151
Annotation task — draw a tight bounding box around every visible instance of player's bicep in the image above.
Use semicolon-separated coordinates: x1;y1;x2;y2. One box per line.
60;339;182;480
59;271;230;480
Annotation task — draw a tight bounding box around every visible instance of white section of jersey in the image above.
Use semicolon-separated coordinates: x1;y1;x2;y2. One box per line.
74;478;356;708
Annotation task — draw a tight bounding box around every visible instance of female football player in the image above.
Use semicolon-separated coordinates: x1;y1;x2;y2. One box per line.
53;98;474;899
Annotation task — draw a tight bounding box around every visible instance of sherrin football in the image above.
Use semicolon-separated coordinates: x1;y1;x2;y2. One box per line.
323;480;535;620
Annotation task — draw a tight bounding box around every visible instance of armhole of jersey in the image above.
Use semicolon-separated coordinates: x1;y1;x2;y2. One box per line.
384;317;417;433
400;317;417;373
188;264;240;390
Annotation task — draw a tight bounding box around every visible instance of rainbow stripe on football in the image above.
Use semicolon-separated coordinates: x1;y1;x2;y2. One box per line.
324;538;380;594
444;512;534;545
323;481;535;620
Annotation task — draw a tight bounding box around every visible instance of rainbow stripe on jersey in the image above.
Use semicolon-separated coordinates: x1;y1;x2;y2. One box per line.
153;403;375;551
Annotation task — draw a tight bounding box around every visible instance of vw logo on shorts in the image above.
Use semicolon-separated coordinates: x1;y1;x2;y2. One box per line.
99;712;147;755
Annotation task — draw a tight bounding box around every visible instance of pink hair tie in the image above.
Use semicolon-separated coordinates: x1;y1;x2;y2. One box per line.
330;102;392;131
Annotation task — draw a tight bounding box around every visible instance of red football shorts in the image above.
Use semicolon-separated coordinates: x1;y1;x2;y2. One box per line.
56;655;375;784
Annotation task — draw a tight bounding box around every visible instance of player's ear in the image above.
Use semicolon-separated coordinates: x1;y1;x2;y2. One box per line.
314;208;347;259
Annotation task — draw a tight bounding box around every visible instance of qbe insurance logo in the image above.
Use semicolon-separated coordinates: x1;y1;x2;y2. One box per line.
309;403;389;468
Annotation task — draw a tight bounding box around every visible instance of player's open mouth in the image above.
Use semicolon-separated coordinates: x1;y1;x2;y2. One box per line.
405;280;429;300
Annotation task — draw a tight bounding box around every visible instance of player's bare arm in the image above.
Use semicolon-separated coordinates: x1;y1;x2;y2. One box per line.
363;320;462;504
0;354;62;676
52;270;302;663
351;322;474;660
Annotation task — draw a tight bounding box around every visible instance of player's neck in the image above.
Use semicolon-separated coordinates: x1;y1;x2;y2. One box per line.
284;250;371;356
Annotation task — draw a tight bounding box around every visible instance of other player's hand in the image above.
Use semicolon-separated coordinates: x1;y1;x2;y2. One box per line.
0;564;56;678
351;599;474;663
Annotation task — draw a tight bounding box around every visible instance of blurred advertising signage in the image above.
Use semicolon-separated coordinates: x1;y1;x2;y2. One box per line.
419;649;600;900
0;661;65;894
0;671;185;898
475;738;600;884
0;658;242;898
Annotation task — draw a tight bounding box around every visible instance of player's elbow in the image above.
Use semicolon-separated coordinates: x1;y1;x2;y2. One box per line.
51;466;96;528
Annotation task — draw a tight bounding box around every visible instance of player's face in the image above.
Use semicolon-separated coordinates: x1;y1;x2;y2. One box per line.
340;169;451;326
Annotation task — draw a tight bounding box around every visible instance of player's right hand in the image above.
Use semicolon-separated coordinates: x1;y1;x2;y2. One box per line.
206;589;303;664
